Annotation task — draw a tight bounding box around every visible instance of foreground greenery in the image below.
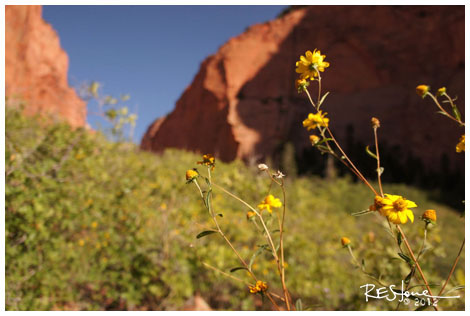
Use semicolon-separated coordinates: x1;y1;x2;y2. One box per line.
5;107;465;310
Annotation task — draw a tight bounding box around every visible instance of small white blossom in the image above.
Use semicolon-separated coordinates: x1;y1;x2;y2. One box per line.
274;170;286;179
258;163;269;171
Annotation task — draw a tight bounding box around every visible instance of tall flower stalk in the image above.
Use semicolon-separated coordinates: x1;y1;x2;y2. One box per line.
295;49;458;310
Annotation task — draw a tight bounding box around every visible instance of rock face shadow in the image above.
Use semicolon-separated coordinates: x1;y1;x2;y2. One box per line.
141;6;464;207
232;6;464;205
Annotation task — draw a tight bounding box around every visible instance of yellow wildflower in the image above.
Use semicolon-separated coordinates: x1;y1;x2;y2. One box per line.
78;239;85;247
295;49;330;80
416;85;430;98
341;237;351;247
456;135;465;153
258;194;282;214
91;221;98;229
249;280;268;294
186;169;198;181
303;111;329;131
422;209;437;223
309;134;320;145
376;194;417;224
197;154;216;171
295;78;310;93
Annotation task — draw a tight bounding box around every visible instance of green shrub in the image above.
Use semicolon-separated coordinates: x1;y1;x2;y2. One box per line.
5;107;464;310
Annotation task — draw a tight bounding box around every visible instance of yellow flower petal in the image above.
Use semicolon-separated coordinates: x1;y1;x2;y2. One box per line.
406;210;414;223
406;200;417;208
398;211;408;224
388;212;399;224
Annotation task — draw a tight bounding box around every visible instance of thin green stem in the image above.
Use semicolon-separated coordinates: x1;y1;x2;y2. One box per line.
193;177;281;309
396;225;438;311
427;93;464;127
437;238;465;299
395;224;428;310
346;244;387;287
262;170;292;310
317;71;322;107
373;127;384;197
202;262;284;308
305;88;379;196
305;90;364;183
211;181;291;310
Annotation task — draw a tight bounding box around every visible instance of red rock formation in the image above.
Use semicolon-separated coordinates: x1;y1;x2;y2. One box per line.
5;5;86;128
141;6;464;178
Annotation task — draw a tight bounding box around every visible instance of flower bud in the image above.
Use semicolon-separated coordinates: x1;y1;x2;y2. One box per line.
422;209;437;223
371;117;380;129
258;163;269;171
186;169;198;181
295;78;309;93
416;85;430;98
246;211;256;219
456;135;465;153
341;237;351;247
309;134;320;145
436;87;446;97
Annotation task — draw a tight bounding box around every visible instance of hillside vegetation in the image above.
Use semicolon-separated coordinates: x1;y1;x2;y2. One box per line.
5;107;465;310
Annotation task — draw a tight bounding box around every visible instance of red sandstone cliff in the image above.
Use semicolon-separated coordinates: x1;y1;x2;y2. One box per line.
6;5;86;128
141;6;464;176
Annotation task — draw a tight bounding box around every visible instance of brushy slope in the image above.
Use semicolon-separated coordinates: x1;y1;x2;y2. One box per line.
5;107;464;310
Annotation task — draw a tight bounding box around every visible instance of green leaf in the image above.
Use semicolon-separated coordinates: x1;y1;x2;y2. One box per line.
204;189;212;209
452;106;462;121
442;285;465;296
317;91;330;108
398;253;413;265
316;138;333;146
436;110;449;118
365;145;378;160
196;230;217;239
230;267;248;273
351;209;374;216
257;244;270;253
404;268;414;285
397;232;402;247
295;298;303;311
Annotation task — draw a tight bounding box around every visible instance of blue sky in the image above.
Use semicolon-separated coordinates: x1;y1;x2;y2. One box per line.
42;5;287;143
